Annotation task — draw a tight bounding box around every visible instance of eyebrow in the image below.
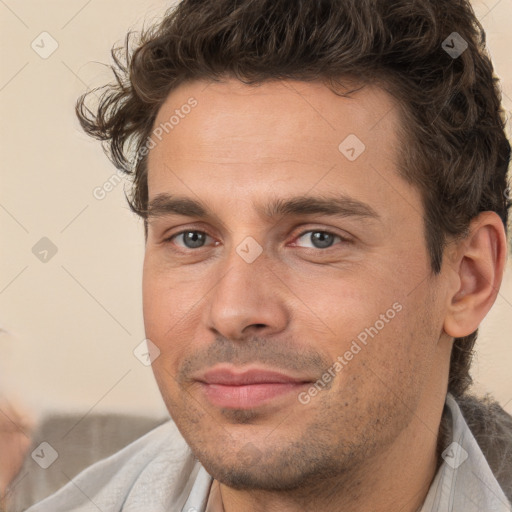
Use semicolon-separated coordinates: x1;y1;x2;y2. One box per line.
146;193;380;223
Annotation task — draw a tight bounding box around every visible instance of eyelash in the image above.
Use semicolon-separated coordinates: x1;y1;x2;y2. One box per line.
163;228;351;251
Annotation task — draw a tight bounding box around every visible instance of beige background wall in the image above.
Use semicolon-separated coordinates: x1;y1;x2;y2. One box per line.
0;0;511;421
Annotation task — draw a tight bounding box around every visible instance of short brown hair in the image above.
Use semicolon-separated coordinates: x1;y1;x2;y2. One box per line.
76;0;511;398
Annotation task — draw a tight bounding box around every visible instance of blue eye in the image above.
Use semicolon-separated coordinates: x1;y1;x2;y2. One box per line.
295;230;343;249
171;231;212;249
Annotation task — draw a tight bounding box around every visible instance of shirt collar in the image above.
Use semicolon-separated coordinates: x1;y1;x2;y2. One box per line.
419;392;511;511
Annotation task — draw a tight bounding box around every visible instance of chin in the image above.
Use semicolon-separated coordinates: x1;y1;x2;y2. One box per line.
193;440;348;492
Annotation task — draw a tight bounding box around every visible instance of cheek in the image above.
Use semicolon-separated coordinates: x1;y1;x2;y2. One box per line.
349;295;439;399
142;263;198;367
312;274;400;347
318;314;431;434
316;270;438;395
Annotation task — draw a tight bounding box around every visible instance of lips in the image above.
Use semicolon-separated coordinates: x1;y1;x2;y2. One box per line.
195;367;312;409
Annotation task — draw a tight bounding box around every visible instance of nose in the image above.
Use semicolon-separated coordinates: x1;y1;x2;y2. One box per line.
204;244;289;342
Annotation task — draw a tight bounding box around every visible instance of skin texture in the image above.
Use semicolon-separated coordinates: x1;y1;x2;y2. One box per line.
142;78;507;512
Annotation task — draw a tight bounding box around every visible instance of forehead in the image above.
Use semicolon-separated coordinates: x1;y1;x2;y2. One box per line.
146;78;415;222
149;78;400;165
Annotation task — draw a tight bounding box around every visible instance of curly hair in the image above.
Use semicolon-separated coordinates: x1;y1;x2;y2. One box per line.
76;0;511;398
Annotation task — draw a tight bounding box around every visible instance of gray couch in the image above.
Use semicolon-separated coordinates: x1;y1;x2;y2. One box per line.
7;413;167;511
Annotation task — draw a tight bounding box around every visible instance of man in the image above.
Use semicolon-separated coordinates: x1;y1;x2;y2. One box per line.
27;0;512;510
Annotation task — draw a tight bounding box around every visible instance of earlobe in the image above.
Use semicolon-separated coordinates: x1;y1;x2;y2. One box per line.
443;212;507;339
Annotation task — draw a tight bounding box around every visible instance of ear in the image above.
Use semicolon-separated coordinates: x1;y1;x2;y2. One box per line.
443;211;508;338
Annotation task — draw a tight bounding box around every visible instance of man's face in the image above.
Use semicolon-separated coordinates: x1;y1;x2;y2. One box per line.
143;78;450;490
